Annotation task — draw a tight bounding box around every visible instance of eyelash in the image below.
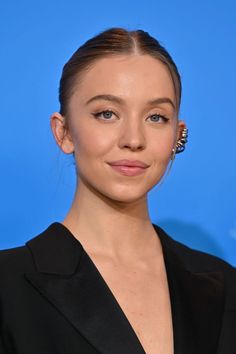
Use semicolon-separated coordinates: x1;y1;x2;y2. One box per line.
92;110;169;123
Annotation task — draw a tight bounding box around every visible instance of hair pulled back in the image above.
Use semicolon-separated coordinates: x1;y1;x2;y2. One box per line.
59;27;182;120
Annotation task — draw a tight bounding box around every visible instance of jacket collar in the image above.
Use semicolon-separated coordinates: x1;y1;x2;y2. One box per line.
25;222;226;354
26;222;81;275
156;225;226;353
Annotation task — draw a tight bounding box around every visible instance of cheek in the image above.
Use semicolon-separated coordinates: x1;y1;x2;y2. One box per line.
150;129;176;160
72;122;114;161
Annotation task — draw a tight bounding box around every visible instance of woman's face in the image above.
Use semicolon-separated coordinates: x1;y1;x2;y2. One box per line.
52;54;185;203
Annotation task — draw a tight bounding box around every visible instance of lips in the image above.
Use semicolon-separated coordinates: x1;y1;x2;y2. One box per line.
107;159;149;168
107;159;149;177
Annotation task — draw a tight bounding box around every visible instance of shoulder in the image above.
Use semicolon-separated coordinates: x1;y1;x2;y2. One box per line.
0;222;80;280
0;223;58;276
153;224;234;272
0;244;37;308
0;245;35;280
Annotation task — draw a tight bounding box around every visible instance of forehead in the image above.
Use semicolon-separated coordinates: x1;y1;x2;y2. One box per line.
72;54;176;105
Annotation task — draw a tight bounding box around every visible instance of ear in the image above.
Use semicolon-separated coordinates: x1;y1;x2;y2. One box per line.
50;112;74;154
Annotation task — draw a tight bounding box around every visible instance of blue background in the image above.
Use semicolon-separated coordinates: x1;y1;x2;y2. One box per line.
1;0;235;265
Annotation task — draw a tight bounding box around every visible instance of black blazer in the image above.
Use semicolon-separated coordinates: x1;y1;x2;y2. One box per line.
0;222;235;354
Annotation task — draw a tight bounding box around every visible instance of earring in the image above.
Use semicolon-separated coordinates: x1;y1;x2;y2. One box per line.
171;127;188;160
175;127;188;154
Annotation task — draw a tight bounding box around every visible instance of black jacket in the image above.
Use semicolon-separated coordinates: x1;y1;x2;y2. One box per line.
0;222;235;354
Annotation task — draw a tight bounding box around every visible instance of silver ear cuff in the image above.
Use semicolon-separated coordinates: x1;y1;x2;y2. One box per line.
175;127;188;154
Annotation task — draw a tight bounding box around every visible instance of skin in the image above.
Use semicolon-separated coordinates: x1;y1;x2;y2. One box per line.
51;53;186;353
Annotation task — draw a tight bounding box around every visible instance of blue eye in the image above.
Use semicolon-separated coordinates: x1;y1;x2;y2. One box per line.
148;114;169;123
93;110;114;119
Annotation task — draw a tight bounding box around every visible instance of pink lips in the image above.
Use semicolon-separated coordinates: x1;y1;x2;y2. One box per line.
107;159;149;176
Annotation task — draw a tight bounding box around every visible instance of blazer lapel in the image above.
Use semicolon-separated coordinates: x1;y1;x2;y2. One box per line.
24;223;145;354
156;225;225;354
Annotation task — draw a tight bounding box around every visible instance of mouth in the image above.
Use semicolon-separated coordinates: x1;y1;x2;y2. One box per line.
107;161;149;177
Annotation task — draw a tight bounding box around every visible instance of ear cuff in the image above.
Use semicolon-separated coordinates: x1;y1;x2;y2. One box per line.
171;127;188;160
175;127;188;154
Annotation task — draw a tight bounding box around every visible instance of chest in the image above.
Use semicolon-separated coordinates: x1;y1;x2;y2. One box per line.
91;255;174;354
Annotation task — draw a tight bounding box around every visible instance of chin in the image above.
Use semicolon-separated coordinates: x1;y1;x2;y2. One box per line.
79;173;163;203
101;186;149;204
107;194;147;205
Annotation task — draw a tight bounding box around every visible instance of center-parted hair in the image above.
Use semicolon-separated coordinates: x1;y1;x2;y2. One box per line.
59;27;182;123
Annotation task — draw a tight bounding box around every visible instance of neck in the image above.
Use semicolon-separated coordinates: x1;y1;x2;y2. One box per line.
62;181;161;260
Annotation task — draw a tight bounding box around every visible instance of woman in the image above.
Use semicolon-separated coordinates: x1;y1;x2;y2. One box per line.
0;27;235;354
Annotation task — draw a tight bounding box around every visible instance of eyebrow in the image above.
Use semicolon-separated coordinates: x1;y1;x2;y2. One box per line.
85;94;176;110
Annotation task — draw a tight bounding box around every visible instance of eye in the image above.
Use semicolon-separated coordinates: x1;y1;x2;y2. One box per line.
147;113;169;123
92;110;116;120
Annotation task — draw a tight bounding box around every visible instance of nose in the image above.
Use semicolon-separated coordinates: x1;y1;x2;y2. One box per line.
118;118;146;151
